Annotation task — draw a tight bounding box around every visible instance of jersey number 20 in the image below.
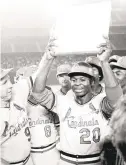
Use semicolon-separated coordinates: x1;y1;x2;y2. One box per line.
79;127;100;144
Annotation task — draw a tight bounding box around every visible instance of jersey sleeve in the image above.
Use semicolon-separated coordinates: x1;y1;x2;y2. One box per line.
101;85;123;120
27;86;55;111
105;85;123;107
53;112;60;127
100;97;114;120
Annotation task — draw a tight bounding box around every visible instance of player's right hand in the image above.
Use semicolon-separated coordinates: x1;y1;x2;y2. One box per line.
45;37;58;58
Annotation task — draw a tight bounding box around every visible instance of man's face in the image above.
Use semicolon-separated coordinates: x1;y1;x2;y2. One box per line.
112;68;126;84
0;75;13;101
57;73;70;87
70;75;92;97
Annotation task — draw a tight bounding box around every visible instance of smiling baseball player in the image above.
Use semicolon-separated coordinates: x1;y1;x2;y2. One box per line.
27;36;123;165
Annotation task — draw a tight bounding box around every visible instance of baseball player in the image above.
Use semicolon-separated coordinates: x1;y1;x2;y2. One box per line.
55;63;72;152
0;68;13;138
85;56;104;96
27;89;60;165
85;56;125;165
27;37;123;165
95;56;126;165
23;44;60;165
110;56;126;95
108;56;126;165
55;64;71;96
11;64;60;165
0;68;33;165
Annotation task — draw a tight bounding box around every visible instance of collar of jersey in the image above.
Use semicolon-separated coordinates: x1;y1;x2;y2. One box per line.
74;93;94;107
60;88;66;95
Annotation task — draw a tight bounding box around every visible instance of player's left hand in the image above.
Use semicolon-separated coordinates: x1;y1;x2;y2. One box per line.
97;36;112;62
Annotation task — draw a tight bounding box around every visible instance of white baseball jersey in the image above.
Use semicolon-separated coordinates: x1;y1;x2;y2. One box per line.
27;103;59;147
66;89;76;98
54;93;108;155
29;86;117;164
1;78;31;163
27;86;60;165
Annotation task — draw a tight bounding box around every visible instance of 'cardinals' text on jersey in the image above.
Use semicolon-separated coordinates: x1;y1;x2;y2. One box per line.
1;78;32;163
27;102;59;147
54;93;108;155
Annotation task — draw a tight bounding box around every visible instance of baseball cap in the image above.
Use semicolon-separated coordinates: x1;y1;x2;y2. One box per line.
110;56;126;70
0;68;13;80
68;61;95;79
56;64;71;77
85;56;103;81
109;55;120;63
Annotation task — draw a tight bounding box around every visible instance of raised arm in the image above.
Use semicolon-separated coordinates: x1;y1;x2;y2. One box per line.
97;37;123;114
27;37;57;110
33;37;57;93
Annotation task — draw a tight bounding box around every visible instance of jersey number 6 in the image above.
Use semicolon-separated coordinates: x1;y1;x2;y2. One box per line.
79;127;100;144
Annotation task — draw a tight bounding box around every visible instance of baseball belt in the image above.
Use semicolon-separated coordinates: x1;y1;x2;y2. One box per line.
60;151;101;164
31;142;56;153
10;154;30;165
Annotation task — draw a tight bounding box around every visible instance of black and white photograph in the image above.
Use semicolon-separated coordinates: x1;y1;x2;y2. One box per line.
1;0;126;165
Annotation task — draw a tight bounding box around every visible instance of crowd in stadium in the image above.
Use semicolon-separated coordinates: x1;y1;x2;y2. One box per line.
1;53;89;84
1;35;126;165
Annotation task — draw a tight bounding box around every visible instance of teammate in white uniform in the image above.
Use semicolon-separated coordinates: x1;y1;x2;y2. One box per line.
25;40;60;165
27;86;60;165
85;56;104;96
0;68;33;165
55;64;71;96
55;63;72;150
27;37;122;165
